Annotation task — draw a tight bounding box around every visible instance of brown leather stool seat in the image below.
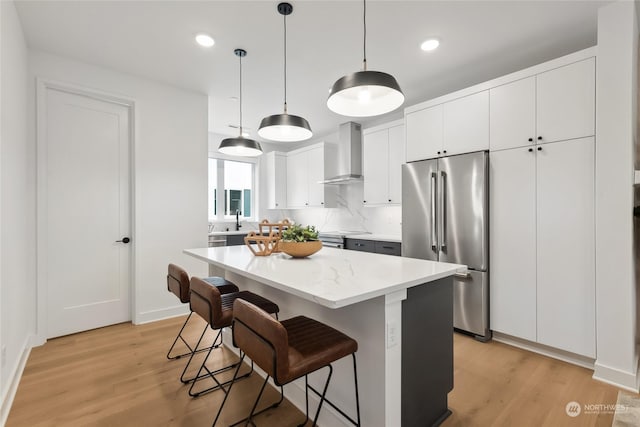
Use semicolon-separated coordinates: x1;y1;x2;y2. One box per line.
166;263;239;360
213;299;361;427
181;277;280;397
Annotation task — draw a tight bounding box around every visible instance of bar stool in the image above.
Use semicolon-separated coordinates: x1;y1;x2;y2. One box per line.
213;299;361;427
182;277;280;398
166;264;239;360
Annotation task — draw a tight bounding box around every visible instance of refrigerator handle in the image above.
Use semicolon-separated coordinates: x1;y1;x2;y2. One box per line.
431;172;437;250
440;170;447;251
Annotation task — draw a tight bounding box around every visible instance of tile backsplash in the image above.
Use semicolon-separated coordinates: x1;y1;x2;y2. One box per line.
261;181;402;236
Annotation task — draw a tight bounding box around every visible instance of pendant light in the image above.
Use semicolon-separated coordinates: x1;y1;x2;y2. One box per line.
327;0;404;117
219;49;263;157
258;2;313;142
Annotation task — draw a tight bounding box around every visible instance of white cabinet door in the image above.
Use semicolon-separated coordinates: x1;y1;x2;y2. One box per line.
387;125;405;204
273;154;287;209
490;146;537;342
490;77;536;151
264;152;287;209
536;137;595;357
537;58;595;144
443;91;489;156
286;151;307;208
406;104;443;162
363;129;389;205
306;146;326;207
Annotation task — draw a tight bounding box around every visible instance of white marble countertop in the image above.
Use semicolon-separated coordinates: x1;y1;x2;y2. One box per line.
347;234;402;243
184;246;464;309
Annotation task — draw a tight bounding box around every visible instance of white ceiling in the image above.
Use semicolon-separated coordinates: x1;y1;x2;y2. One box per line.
15;0;610;143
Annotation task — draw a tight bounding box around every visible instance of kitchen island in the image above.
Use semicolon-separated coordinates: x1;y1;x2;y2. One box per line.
184;245;464;427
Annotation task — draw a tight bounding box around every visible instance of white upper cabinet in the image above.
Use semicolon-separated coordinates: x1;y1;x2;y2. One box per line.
489;77;537;151
406;91;488;161
443;91;489;156
489;58;595;151
406;105;443;162
536;58;595;144
263;151;287;209
306;145;328;207
285;142;336;209
363;123;405;206
387;125;405;204
363;129;389;205
286;150;307;208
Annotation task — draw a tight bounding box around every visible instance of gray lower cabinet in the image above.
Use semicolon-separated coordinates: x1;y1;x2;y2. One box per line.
345;238;401;256
226;234;246;246
345;239;375;252
375;241;402;256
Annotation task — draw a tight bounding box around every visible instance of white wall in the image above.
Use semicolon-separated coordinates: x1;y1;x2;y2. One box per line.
1;0;36;423
28;51;209;328
594;0;640;391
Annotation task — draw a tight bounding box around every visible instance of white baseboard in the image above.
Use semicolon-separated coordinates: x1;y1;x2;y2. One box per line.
220;329;351;427
593;360;640;393
1;336;33;426
492;332;595;369
134;305;189;325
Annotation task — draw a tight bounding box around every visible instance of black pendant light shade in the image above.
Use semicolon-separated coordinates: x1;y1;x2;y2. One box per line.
257;2;313;142
327;70;404;117
258;113;312;142
327;0;404;117
218;48;263;157
219;136;262;157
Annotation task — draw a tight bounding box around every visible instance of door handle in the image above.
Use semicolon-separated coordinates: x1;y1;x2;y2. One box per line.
116;237;131;244
440;171;447;251
454;272;471;279
431;172;437;250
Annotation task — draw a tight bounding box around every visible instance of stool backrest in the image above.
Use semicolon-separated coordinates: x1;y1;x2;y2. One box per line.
233;299;289;383
190;277;223;327
167;264;190;303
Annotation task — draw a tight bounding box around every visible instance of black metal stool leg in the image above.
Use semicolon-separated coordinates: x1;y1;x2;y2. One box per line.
306;357;361;426
180;323;209;383
311;364;333;427
353;354;361;427
166;311;193;359
189;348;253;397
229;379;284;427
212;353;246;427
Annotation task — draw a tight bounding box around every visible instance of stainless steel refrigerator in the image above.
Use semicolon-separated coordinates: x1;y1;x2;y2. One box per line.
402;151;490;341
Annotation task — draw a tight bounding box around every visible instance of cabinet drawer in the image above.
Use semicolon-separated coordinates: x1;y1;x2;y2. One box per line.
345;239;375;252
375;241;401;256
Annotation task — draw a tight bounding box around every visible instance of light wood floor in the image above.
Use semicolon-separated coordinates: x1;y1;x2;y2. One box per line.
6;315;629;426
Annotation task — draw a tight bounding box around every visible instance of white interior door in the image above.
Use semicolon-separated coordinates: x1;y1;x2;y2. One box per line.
42;87;131;338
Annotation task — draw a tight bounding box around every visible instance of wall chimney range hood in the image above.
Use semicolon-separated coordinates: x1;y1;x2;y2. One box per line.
321;122;363;185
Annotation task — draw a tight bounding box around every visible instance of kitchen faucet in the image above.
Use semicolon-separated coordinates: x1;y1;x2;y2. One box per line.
235;210;242;231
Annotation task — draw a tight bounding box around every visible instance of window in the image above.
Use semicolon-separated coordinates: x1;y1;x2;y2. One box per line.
208;158;255;221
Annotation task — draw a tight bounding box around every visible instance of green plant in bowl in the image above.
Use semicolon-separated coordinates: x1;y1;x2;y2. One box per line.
281;224;319;242
279;224;321;257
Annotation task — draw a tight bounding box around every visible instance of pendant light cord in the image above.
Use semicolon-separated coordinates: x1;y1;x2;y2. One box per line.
363;0;367;71
283;12;288;113
239;53;244;134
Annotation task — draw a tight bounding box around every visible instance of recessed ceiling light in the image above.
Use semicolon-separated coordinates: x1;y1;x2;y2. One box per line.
195;33;215;48
421;38;440;52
